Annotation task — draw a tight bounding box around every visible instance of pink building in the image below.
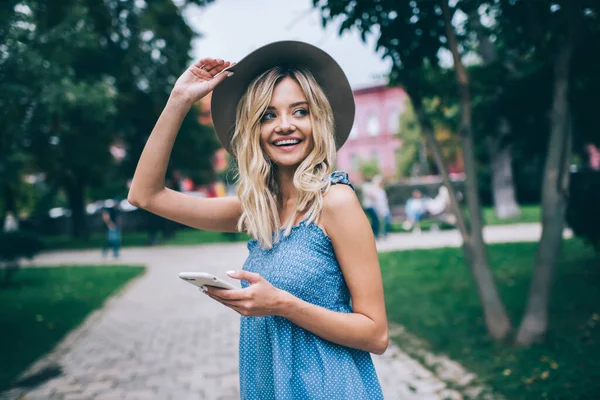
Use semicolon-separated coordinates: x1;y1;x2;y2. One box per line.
337;85;408;182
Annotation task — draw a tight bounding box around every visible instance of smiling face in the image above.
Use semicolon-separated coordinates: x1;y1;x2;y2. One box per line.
259;77;313;169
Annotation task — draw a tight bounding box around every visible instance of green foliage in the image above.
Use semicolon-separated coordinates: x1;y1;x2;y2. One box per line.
380;240;599;400
170;113;220;186
0;231;44;264
396;101;422;177
0;265;144;391
566;170;600;252
0;230;45;283
358;159;380;181
0;0;219;236
313;0;446;102
483;204;540;226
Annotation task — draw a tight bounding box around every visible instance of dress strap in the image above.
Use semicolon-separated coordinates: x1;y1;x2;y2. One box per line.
328;170;355;192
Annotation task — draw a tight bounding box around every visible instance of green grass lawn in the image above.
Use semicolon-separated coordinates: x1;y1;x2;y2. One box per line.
0;266;145;391
380;239;599;400
482;204;541;225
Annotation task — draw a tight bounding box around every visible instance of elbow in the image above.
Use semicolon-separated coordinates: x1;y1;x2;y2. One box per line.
371;328;389;355
127;190;147;210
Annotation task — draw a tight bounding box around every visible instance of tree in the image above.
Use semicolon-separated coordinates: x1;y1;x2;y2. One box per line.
0;2;42;228
85;0;220;202
512;0;585;345
1;0;219;238
313;0;513;339
315;0;599;345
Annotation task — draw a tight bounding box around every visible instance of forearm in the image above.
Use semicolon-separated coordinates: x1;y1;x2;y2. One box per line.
277;291;388;355
128;94;192;206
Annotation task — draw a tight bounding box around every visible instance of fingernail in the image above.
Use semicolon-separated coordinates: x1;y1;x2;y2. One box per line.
227;72;234;77
226;270;235;276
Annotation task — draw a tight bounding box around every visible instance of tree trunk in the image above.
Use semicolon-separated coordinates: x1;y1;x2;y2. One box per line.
440;0;512;339
516;36;575;346
488;118;521;219
65;177;89;239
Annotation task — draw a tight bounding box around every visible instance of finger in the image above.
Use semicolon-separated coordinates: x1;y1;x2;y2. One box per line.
207;60;230;76
223;61;236;72
207;68;235;90
205;294;245;314
193;58;214;69
227;270;262;284
205;292;245;305
204;58;224;73
205;287;246;300
228;304;247;315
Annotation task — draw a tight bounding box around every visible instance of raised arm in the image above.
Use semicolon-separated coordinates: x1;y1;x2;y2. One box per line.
128;58;242;232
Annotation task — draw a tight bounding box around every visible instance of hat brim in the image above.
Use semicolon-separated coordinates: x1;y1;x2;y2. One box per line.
210;41;355;154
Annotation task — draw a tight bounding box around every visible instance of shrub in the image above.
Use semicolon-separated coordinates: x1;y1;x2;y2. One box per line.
566;169;600;252
0;231;45;283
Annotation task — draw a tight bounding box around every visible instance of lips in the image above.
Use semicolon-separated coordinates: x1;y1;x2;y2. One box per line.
272;138;302;147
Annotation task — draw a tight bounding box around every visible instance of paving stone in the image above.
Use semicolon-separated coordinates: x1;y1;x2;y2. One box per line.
122;389;156;400
53;383;85;396
63;393;92;400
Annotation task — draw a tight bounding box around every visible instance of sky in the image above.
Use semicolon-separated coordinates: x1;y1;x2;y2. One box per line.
182;0;393;89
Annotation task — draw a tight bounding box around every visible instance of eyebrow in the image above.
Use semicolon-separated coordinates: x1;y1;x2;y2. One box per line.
266;101;308;110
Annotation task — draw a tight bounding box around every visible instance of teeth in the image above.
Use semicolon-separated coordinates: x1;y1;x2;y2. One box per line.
274;139;300;146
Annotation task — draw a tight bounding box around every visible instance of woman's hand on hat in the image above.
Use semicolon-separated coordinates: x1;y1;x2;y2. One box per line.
202;270;287;317
171;58;235;104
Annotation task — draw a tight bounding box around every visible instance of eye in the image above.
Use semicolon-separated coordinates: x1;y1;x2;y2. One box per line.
293;108;309;117
261;112;276;122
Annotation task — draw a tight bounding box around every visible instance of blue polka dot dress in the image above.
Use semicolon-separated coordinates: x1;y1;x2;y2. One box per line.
239;171;384;400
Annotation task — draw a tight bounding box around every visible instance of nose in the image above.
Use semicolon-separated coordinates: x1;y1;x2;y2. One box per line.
275;114;296;133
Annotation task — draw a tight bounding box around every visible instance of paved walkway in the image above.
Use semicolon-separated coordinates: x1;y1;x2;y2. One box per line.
5;224;556;400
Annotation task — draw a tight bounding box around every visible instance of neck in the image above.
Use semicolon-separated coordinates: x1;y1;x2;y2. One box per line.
277;166;297;207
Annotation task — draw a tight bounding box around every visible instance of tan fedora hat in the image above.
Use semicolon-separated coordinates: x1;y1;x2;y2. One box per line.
210;40;355;154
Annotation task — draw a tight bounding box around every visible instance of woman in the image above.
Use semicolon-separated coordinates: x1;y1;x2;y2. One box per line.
128;41;388;399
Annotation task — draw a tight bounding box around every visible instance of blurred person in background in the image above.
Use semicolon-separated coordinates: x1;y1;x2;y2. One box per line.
102;198;121;258
3;211;19;232
361;176;380;237
372;175;391;240
402;189;428;233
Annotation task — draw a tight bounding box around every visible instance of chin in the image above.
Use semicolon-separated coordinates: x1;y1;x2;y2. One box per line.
268;147;311;169
272;156;306;169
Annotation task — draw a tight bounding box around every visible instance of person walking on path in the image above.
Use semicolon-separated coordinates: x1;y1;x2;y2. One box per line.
361;176;380;237
372;175;392;239
101;198;121;258
128;41;388;399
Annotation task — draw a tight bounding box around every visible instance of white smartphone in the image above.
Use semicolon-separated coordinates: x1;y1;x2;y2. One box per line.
178;272;238;290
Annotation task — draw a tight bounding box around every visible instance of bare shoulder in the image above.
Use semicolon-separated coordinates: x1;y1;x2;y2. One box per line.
322;183;360;212
321;184;364;236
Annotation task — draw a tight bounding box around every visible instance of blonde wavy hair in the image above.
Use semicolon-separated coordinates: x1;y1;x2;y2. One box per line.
230;66;337;249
